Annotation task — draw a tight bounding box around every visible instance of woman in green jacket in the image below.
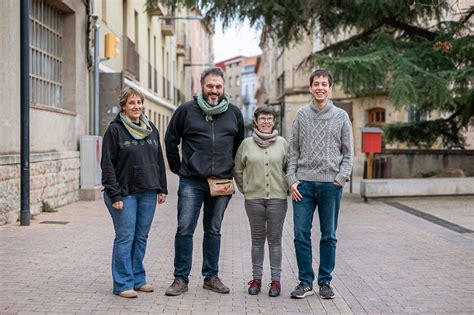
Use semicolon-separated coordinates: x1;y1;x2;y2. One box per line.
234;106;288;297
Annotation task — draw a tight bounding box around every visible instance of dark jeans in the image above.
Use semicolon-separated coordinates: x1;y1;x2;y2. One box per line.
293;181;342;287
174;176;231;283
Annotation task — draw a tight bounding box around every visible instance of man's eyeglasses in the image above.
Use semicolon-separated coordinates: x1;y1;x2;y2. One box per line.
257;117;274;123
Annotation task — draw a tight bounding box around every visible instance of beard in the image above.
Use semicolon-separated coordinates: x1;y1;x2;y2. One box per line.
208;98;219;105
203;89;224;105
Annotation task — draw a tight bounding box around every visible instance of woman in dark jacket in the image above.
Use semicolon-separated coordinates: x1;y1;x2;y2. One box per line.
101;86;167;298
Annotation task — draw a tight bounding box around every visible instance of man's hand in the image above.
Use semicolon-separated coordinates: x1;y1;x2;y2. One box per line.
158;193;167;204
112;201;123;210
290;181;303;201
333;181;342;186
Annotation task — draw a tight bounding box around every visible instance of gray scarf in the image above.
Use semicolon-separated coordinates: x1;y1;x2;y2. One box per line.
252;128;278;148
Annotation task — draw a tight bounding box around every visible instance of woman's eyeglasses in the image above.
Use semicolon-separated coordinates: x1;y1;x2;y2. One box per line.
257;117;274;123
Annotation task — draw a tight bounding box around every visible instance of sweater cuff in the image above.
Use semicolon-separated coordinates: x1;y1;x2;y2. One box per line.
111;194;123;203
286;174;298;188
335;174;348;187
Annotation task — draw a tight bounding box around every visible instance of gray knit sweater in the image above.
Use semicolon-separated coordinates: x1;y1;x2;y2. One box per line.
286;100;354;187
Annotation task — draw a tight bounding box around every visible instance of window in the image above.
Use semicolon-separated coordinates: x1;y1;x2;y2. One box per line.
101;0;107;22
236;75;240;86
153;36;157;92
29;0;64;107
228;76;232;87
277;73;285;96
162;115;165;135
158;114;161;134
134;11;139;47
148;28;151;89
407;104;429;123
368;108;385;126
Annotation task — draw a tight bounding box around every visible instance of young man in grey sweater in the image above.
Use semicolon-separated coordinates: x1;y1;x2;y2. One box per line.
286;69;353;299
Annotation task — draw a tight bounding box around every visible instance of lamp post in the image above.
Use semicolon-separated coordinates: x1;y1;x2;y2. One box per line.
20;0;30;226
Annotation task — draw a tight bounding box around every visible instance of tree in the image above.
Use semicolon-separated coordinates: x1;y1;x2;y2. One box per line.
147;0;474;148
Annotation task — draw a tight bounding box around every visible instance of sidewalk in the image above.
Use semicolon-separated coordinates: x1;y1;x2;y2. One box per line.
1;172;473;314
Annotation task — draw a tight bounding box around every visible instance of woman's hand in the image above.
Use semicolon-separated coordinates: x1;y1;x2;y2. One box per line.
158;193;167;204
112;201;123;210
290;181;303;201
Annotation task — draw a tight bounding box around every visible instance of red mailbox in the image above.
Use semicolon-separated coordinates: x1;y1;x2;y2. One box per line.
361;127;383;153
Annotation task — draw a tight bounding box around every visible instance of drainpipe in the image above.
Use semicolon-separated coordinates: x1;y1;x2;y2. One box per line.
91;0;100;135
20;0;30;226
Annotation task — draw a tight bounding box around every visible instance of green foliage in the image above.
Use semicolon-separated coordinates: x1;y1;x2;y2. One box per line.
41;201;57;213
148;0;474;148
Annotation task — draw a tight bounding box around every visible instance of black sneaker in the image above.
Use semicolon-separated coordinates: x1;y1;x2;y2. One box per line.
319;281;335;299
290;283;314;299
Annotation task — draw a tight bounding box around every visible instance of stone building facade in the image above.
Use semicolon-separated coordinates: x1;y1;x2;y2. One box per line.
0;0;214;225
0;0;89;225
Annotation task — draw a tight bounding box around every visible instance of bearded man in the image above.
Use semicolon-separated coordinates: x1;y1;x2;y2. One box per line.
164;67;244;296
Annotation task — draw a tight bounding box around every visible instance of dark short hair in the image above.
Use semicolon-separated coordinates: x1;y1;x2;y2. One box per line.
118;86;144;109
253;106;277;121
200;67;226;86
309;68;333;87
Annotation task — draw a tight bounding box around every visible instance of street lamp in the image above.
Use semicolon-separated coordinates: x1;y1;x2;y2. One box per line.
183;63;213;67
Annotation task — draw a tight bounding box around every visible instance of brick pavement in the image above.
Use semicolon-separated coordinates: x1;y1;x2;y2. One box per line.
1;172;473;314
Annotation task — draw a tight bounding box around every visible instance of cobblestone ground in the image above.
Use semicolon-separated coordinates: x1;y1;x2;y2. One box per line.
1;172;473;314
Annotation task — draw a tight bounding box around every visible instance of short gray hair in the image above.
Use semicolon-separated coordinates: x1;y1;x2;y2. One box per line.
200;67;226;86
118;86;144;110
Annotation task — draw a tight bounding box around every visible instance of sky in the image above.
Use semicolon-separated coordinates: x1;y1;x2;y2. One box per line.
213;19;262;63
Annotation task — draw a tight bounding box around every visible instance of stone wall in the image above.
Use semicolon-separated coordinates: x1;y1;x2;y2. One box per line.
380;149;474;178
0;151;79;225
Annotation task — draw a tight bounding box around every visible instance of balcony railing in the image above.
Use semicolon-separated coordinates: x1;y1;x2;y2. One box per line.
125;37;140;80
176;43;186;57
161;19;175;37
148;63;152;89
146;0;165;16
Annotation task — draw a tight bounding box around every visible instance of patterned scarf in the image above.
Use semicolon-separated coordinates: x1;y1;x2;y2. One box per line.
119;112;153;140
196;94;230;121
252;128;278;148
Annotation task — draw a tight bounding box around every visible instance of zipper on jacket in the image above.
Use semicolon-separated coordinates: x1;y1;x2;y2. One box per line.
211;120;215;174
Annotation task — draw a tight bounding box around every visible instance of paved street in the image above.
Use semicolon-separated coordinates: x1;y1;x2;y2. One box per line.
1;172;473;314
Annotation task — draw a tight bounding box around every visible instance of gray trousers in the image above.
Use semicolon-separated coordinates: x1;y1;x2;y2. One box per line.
245;198;288;281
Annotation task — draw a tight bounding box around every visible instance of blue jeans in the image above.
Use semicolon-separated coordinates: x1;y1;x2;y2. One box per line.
104;190;157;294
293;181;342;287
174;176;231;283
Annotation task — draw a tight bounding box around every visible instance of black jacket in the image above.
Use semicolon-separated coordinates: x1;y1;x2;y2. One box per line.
165;99;245;179
101;114;167;203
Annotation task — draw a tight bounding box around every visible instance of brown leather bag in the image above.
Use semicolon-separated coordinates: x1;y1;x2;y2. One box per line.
207;177;235;196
